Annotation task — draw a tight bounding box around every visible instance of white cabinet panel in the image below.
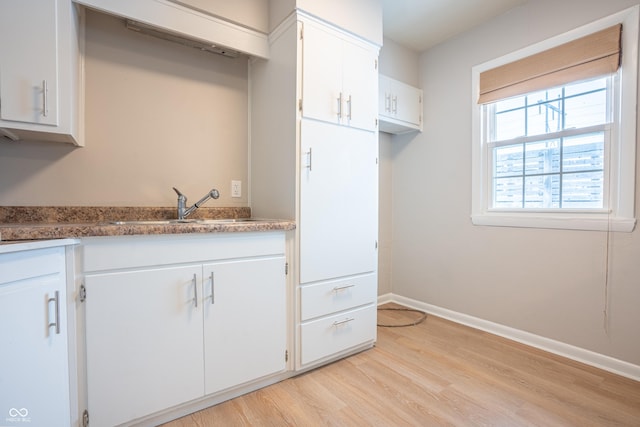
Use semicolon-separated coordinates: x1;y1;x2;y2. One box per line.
0;0;83;145
85;265;204;427
82;233;287;426
379;74;423;134
302;19;378;132
203;256;286;394
300;304;377;366
0;247;70;427
0;0;58;126
299;120;378;284
300;273;377;321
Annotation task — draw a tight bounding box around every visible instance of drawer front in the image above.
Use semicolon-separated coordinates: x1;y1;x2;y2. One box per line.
0;247;65;284
300;273;377;321
300;304;376;366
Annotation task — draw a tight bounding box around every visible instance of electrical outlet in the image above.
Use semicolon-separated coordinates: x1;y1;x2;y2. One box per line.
231;180;242;198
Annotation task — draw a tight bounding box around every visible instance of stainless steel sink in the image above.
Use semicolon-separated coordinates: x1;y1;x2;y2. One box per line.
106;218;259;225
194;218;260;224
107;219;198;225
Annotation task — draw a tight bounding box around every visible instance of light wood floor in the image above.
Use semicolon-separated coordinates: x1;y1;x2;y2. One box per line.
162;303;640;426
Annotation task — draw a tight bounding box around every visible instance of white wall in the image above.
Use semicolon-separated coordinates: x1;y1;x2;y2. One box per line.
0;10;249;207
391;0;640;366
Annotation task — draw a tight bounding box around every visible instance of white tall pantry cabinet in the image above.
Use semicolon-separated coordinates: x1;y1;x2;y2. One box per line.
250;11;380;369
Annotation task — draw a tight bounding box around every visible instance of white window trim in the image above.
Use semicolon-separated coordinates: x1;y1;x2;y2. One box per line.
471;6;638;232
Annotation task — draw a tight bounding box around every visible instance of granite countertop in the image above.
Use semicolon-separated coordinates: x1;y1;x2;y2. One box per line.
0;207;295;242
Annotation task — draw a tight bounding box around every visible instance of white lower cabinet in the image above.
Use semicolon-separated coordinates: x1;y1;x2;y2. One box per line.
300;304;377;366
203;258;286;395
299;273;377;366
84;265;204;427
81;233;287;427
0;245;72;427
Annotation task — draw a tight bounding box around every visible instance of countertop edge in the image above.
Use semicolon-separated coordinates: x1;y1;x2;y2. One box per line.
0;220;296;242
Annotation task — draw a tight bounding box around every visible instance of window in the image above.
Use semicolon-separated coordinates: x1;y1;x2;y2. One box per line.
471;7;638;232
489;77;609;210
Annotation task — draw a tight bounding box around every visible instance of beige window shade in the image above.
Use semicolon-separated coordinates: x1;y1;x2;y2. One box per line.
478;24;621;104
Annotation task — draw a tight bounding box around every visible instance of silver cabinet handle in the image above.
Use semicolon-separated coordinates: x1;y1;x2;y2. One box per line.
209;272;215;305
333;318;354;327
385;93;391;112
337;92;343;119
305;147;312;171
346;95;352;120
48;291;60;335
392;95;398;114
192;274;198;308
42;80;48;117
332;284;355;293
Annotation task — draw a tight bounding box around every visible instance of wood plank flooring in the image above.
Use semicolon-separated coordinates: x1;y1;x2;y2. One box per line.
162;303;640;426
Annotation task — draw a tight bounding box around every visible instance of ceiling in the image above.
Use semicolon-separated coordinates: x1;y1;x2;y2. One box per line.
381;0;528;52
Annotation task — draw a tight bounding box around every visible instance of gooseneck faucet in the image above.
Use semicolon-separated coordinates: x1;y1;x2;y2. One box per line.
173;187;220;220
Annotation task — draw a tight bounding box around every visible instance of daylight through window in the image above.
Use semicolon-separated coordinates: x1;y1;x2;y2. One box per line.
471;6;638;232
486;77;610;210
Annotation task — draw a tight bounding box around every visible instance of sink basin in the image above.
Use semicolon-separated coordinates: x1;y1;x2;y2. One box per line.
194;218;260;224
107;218;260;225
107;219;199;225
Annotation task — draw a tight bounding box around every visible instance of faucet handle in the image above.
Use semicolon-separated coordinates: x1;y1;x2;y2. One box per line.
172;187;185;198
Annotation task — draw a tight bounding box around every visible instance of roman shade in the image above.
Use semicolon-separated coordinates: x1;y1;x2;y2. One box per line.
478;24;622;104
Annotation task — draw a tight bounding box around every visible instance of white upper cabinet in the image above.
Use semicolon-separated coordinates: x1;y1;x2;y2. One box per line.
302;19;378;132
74;0;269;59
379;74;423;134
0;0;84;145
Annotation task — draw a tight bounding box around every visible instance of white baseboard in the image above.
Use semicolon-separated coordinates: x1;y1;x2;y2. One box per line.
378;293;640;382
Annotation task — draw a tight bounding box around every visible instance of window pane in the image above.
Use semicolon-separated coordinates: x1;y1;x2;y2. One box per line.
565;90;607;128
485;75;611;211
563;133;604;172
562;171;604;208
524;174;560;208
565;77;607;97
527;100;562;136
494;144;523;177
525;139;560;174
495;95;525;113
494;176;522;208
495;109;525;141
526;87;563;104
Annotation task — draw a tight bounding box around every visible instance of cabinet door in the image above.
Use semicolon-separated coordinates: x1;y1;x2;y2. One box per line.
301;20;343;126
85;265;203;427
0;274;70;427
379;75;423;134
300;119;378;283
342;39;378;132
301;20;378;132
0;0;58;126
203;256;286;394
393;79;422;127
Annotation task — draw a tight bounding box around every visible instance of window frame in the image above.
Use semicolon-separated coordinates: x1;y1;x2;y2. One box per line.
471;6;638;232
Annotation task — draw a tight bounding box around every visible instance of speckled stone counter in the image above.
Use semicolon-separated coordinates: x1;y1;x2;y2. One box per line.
0;207;295;241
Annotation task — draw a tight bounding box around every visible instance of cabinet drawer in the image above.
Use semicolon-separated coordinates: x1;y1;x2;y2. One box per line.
0;247;64;284
300;304;376;366
300;274;376;321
